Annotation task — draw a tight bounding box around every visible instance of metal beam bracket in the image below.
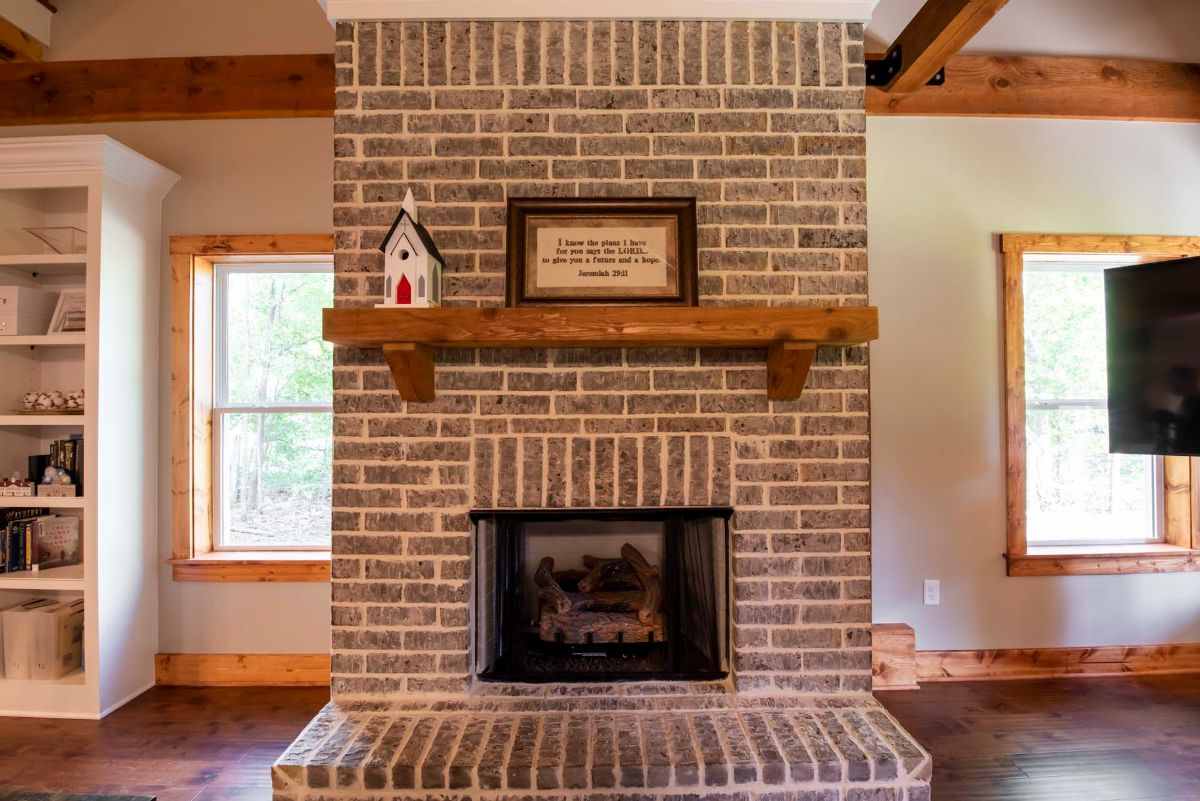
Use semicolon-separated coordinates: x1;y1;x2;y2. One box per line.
866;46;946;87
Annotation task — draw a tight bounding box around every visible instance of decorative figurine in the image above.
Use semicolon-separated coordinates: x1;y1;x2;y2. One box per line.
22;388;84;411
377;189;444;308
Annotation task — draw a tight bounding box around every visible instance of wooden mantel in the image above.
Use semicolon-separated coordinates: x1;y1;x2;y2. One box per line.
322;306;879;402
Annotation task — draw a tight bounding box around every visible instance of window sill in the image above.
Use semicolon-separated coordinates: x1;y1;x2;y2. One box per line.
1006;544;1200;577
170;551;331;583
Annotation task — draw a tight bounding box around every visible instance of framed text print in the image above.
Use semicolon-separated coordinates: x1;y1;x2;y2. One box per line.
506;197;698;307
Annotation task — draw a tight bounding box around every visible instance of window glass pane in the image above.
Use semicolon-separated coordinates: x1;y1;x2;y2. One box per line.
220;412;332;548
1023;263;1159;544
1023;268;1108;401
223;270;333;405
1026;402;1155;543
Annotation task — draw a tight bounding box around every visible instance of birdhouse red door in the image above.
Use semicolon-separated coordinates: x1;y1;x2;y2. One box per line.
397;274;412;305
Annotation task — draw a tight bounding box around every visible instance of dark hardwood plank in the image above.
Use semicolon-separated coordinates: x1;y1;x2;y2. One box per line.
878;675;1200;800
0;687;328;801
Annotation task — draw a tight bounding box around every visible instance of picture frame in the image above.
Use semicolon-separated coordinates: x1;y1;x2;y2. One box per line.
506;197;698;307
47;287;86;334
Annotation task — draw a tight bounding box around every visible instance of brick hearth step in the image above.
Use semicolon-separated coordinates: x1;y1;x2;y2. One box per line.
273;697;930;800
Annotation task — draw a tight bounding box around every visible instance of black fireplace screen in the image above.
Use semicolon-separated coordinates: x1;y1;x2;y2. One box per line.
472;508;730;682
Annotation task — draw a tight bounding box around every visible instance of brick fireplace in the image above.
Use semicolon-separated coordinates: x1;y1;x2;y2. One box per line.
274;14;931;801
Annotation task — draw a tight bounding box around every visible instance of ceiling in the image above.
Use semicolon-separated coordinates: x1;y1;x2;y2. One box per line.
42;0;334;61
867;0;1200;62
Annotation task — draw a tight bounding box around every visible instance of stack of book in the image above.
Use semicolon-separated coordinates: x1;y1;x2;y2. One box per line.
1;508;80;573
1;597;84;679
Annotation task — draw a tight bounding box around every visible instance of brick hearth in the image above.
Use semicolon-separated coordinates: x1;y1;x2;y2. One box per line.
275;16;931;801
275;692;929;798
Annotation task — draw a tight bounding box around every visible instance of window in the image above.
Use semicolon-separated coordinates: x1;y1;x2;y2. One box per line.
1023;258;1162;545
213;264;333;550
1002;234;1199;577
170;235;335;581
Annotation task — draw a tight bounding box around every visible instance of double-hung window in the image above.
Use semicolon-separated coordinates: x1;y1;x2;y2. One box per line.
212;262;333;550
1002;234;1199;577
171;235;335;581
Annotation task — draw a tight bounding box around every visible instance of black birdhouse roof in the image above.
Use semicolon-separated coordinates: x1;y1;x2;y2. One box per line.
379;207;445;265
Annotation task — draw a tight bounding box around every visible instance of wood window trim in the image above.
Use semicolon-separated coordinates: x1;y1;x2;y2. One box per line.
170;234;335;582
1001;233;1200;577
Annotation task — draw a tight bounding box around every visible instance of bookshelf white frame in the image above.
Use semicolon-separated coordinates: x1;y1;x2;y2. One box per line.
0;136;177;718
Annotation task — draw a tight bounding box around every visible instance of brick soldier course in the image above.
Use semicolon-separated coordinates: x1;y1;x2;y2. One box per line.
276;17;930;801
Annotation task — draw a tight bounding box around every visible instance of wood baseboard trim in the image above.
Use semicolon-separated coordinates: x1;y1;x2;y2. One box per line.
916;643;1200;682
872;623;919;690
155;653;330;687
873;624;1200;687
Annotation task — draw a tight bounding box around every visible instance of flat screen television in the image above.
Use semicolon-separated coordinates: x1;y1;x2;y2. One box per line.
1106;255;1200;456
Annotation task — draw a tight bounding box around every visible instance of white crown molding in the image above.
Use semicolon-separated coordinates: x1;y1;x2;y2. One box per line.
0;135;180;198
325;0;878;22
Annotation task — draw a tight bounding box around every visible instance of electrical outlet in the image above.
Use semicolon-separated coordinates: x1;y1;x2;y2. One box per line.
923;579;940;606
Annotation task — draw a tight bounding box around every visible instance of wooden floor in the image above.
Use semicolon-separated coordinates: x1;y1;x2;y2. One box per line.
0;677;1194;801
878;674;1200;801
0;687;330;801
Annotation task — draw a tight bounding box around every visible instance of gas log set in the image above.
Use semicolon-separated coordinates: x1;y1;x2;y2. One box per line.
534;543;664;646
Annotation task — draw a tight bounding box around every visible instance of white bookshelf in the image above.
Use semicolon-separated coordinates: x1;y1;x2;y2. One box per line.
0;136;177;719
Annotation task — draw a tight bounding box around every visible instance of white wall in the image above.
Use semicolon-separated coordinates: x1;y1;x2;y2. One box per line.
868;116;1200;650
0;0;338;655
868;0;1200;61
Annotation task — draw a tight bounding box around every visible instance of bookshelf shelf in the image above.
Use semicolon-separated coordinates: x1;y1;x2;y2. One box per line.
0;254;87;277
0;415;85;427
0;334;86;347
0;496;84;509
0;562;83;590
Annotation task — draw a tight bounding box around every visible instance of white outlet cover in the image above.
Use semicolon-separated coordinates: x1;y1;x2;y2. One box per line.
923;579;940;606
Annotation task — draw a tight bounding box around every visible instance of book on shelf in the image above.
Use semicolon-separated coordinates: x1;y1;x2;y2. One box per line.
1;513;80;573
0;508;48;526
0;509;46;573
0;597;83;680
34;517;80;570
44;435;84;495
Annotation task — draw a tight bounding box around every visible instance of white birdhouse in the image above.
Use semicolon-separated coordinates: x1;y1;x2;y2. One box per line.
378;189;444;308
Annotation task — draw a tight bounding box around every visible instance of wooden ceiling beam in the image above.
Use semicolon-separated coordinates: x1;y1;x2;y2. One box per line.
868;54;1200;122
0;53;334;125
0;14;42;62
881;0;1009;94
1;50;1194;126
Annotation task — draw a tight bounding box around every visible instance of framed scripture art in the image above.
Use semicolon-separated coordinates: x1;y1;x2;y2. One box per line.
506;197;698;306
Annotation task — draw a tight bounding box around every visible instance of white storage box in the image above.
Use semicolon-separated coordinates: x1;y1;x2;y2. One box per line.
0;286;58;335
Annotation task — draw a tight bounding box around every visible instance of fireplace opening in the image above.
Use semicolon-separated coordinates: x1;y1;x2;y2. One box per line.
472;508;731;683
